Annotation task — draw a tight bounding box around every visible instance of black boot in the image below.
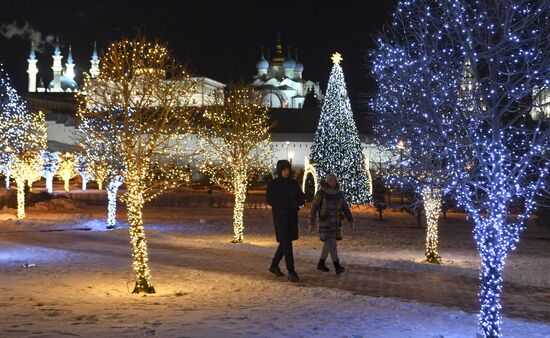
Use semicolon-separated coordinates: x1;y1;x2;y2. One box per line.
288;270;300;283
334;261;345;275
317;259;330;272
269;266;284;277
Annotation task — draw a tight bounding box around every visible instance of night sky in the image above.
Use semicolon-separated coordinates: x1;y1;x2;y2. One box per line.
0;0;397;114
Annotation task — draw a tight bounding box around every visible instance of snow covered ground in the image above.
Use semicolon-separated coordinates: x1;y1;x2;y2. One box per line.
0;204;549;337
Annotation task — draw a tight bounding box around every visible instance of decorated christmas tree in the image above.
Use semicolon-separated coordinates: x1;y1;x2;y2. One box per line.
310;53;371;204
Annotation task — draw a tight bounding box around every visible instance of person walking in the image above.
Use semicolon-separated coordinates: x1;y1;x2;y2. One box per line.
266;159;305;282
308;174;354;274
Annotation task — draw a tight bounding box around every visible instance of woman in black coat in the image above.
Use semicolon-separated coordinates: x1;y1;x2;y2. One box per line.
266;159;305;282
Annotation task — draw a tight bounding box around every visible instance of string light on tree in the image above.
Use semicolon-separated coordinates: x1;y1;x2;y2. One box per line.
76;154;94;191
373;1;550;336
370;1;464;264
310;52;371;204
78;34;196;293
11;152;44;219
107;174;124;229
0;64;46;219
57;152;77;192
42;151;61;193
199;86;272;243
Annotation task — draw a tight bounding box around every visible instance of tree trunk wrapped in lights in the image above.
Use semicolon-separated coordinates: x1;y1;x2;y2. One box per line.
0;65;47;218
199;85;272;243
42;151;61;193
106;174;124;229
0;154;14;190
125;171;153;293
76;154;94;191
78;34;196;293
57;152;77;192
421;186;442;264
93;164;107;190
11;152;44;219
372;1;550;336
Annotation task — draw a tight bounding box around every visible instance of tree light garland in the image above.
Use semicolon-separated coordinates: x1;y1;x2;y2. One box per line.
57;152;77;192
42;151;61;193
310;53;371;205
107;174;123;229
0;64;46;219
421;186;442;263
373;1;550;336
76;154;94;191
78;35;196;293
199;86;272;243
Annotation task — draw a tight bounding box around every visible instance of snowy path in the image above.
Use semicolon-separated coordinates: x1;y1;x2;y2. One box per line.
1;207;550;337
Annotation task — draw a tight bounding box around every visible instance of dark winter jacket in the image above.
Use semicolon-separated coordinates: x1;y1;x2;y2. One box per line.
266;160;306;242
309;181;353;241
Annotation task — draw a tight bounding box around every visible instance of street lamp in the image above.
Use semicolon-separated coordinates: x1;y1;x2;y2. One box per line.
288;151;294;165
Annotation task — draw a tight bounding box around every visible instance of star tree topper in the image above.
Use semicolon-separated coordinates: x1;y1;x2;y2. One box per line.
331;52;343;65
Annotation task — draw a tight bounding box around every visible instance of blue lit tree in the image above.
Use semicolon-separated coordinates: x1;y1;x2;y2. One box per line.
76;154;94;191
310;53;371;204
373;1;550;336
77;109;126;229
371;0;464;264
42;151;60;193
0;64;47;218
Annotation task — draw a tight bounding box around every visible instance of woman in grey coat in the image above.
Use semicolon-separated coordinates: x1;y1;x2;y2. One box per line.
308;174;354;274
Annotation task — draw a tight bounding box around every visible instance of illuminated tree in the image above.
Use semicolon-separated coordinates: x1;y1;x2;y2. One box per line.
42;151;61;193
371;2;464;264
77;111;126;229
12;153;43;218
0;153;14;189
57;152;77;192
0;64;47;218
199;86;272;243
76;154;94;191
373;1;550;336
93;163;107;190
78;35;196;293
310;53;371;205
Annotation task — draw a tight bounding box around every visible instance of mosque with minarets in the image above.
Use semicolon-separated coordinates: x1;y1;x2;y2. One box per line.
26;39;90;93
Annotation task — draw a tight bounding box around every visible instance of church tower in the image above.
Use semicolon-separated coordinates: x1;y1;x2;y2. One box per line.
90;42;100;78
51;38;63;92
64;46;75;81
27;42;38;92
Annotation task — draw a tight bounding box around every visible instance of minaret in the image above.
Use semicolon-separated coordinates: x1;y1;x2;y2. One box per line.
64;45;75;81
90;42;100;78
294;48;304;81
51;37;63;92
27;42;38;92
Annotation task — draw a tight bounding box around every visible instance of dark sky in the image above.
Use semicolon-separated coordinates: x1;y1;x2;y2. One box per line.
0;0;396;114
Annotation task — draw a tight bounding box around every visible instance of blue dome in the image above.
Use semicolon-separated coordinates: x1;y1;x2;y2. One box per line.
294;61;304;72
256;55;269;70
48;75;78;91
283;57;296;69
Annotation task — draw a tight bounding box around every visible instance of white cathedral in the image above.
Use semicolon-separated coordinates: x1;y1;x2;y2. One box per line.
251;34;323;109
